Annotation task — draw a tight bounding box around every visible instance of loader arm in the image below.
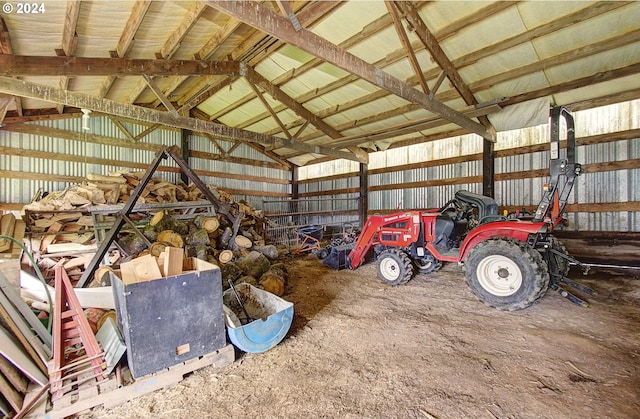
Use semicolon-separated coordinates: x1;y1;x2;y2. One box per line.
348;212;423;269
533;106;582;224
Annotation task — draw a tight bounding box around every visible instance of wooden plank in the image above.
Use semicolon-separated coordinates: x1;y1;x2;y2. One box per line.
39;221;63;252
164;247;184;277
46;243;97;254
46;344;234;419
0;326;47;386
9;220;25;259
119;254;162;285
0;272;51;351
0;355;28;393
0;213;16;252
0;259;19;287
0;370;23;412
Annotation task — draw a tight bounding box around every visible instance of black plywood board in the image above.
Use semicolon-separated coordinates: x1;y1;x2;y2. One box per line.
112;267;226;379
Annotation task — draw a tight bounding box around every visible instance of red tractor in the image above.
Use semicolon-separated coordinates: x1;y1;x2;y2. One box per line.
320;107;586;311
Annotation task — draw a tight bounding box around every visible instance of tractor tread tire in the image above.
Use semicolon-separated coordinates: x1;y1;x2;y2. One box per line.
464;238;549;311
415;257;442;274
376;248;414;286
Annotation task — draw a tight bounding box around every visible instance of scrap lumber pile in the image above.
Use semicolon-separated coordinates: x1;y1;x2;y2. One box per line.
0;269;51;418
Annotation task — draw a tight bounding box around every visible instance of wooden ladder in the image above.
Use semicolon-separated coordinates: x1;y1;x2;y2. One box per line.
49;266;106;401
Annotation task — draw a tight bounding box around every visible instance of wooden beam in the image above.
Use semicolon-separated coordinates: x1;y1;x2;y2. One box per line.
206;1;495;141
0;96;10;125
128;1;207;104
59;1;81;57
245;67;368;163
0;17;11;54
108;116;136;141
98;0;151;98
395;1;476;105
55;0;81;114
242;1;625;145
386;1;429;94
323;103;502;149
178;1;341;117
0;55;242;76
0;76;364;162
248;82;292;139
143;74;178;116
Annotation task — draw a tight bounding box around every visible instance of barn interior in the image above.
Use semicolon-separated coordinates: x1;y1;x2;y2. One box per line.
0;1;639;418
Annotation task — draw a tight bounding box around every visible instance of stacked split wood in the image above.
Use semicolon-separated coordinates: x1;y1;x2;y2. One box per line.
19;170;278;292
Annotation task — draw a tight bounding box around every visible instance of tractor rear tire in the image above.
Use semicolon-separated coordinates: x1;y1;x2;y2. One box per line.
464;239;549;311
376;249;414;286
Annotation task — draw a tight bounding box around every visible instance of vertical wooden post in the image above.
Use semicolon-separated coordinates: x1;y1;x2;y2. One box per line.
482;138;494;198
291;166;300;225
358;162;368;228
180;129;189;185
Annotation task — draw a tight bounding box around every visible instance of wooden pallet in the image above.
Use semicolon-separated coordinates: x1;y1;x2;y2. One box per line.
38;344;234;419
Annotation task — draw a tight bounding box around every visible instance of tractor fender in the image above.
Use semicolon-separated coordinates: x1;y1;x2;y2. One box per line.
458;220;548;261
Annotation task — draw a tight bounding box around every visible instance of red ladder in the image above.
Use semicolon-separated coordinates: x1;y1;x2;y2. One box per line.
49;266;106;401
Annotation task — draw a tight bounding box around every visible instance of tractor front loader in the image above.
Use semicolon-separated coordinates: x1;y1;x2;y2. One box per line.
320;106;589;311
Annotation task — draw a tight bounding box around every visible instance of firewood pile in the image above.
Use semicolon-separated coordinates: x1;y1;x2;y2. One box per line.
19;171;289;296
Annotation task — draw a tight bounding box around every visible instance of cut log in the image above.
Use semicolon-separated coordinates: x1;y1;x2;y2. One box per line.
94;266;114;287
258;269;286;297
157;230;184;248
253;245;279;260
219;227;233;248
203;217;220;233
149;241;171;257
120;234;149;256
236;251;270;279
149;211;165;227
150;213;188;235
234;235;253;249
142;224;158;242
218;250;234;264
219;262;243;282
187;228;210;247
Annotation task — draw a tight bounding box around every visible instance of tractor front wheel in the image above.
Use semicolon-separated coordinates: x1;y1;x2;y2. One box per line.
464;239;549;311
376;249;414;286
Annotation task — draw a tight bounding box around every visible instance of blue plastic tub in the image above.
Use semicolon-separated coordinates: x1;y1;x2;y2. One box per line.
223;283;294;353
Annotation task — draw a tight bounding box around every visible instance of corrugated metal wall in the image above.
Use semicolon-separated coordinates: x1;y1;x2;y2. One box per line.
0;117;290;210
298;100;640;232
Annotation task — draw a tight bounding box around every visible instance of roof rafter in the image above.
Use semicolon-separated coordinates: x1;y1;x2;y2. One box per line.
127;1;208;104
0;17;22;117
55;0;81;114
245;66;368;162
0;55;243;76
0;76;365;163
386;1;429;95
394;1;475;105
175;1;341;118
205;0;495;142
98;0;151;98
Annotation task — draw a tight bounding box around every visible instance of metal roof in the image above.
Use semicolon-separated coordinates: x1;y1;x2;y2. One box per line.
1;1;639;166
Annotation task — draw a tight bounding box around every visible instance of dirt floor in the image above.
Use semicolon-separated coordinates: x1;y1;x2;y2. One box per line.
84;254;640;419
